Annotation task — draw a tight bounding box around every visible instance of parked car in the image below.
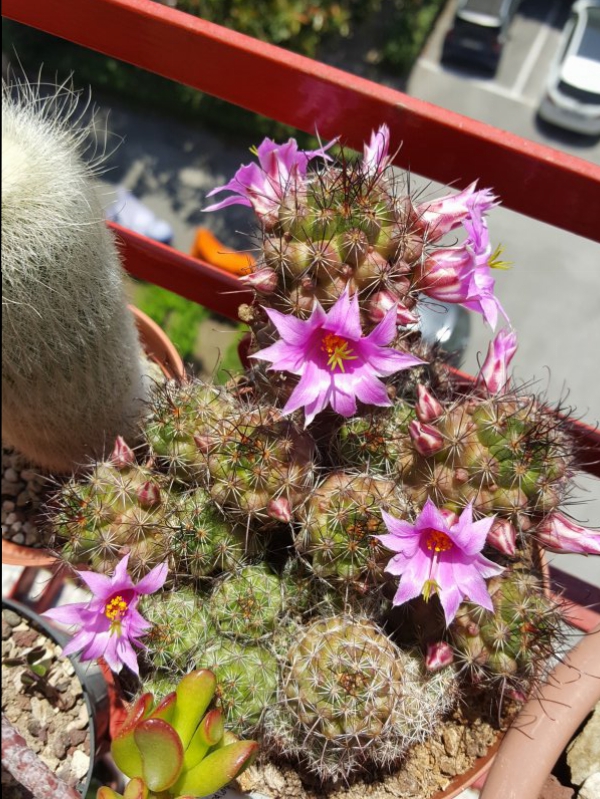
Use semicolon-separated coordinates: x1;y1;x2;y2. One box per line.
537;0;600;137
442;0;521;72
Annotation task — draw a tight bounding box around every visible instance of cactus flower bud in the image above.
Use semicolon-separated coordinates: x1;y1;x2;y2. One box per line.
476;328;518;395
110;436;136;469
240;268;279;294
365;290;418;326
439;507;459;527
487;518;517;556
415;384;443;422
408;419;444;456
537;513;600;555
425;641;455;672
137;481;162;508
267;497;292;523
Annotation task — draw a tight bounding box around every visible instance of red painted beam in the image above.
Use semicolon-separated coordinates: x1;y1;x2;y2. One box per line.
4;0;600;242
110;223;253;319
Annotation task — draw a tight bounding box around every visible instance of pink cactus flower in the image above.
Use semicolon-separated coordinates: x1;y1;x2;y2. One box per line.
251;289;424;426
476;328;518;395
487;518;517;556
204;136;335;219
362;124;392;175
42;555;168;674
537;512;600;555
375;498;504;625
416;182;498;240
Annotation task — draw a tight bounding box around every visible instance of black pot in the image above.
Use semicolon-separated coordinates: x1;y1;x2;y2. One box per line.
2;596;110;798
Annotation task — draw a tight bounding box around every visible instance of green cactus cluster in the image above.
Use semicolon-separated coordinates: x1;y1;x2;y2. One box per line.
52;439;250;581
335;393;573;534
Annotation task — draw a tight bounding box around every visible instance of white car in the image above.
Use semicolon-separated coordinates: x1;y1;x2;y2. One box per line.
538;0;600;136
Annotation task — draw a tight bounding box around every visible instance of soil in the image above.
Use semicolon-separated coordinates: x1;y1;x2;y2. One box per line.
1;607;91;796
237;693;516;799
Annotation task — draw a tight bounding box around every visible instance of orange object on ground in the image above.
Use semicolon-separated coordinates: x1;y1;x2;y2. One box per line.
191;227;255;276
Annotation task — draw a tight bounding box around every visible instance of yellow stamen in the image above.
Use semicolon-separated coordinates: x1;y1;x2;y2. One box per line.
321;333;358;372
104;595;128;621
426;530;453;553
489;244;512;270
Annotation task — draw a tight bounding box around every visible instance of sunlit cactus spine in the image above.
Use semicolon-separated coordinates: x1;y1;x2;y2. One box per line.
263;615;457;783
2;79;148;473
296;472;413;604
449;567;564;694
52;437;249;580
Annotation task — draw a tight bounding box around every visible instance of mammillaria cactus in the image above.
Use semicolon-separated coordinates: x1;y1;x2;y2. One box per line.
43;122;599;794
264;615;457;782
2;80;148;472
97;670;258;799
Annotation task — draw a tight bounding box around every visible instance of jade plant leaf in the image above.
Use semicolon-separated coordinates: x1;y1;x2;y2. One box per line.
148;691;177;724
183;708;224;771
111;693;155;778
134;718;184;792
170;669;217;750
123;779;149;799
173;740;259;797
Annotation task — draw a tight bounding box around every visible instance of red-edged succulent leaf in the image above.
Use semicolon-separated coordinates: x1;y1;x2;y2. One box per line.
134;718;184;792
118;693;155;735
149;691;177;724
183;709;224;770
174;740;259;797
123;778;149;799
171;670;217;750
97;789;123;799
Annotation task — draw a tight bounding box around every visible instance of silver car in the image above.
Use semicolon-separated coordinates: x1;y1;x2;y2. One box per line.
538;0;600;137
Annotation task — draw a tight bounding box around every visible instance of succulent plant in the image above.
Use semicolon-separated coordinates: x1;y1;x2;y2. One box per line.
2;79;148;473
264;615;457;783
97;670;258;799
296;471;413;608
53;438;248;580
450;567;564;693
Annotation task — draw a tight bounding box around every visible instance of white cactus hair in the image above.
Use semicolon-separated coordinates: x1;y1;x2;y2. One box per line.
2;74;148;472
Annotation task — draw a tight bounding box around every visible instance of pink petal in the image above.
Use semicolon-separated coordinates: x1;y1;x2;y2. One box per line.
42;603;90;627
381;511;420;540
264;306;315;345
329;382;357;418
76;569;113;599
365;305;398;347
134;561;168;595
324;289;362;341
116;638;141;675
417;499;451;536
438;583;464;625
352;373;391;407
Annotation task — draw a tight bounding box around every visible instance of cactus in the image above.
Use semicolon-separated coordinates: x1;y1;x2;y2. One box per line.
334;391;573;545
450;567;564;694
144;377;318;528
2;79;148;473
52;438;248;580
98;670;258;799
296;472;413;604
264;615;457;783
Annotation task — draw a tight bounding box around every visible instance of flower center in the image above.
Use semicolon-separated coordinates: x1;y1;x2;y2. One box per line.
104;595;129;634
321;332;358;372
425;530;453;553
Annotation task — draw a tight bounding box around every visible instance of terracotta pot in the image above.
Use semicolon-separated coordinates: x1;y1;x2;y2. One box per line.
480;621;600;799
1;307;184;567
2;596;111;797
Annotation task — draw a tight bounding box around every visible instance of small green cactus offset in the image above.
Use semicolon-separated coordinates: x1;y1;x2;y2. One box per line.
97;670;258;799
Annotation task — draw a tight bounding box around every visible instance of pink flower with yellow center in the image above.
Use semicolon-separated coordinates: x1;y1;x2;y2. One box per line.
251;289;424;426
375;499;504;625
42;555;167;674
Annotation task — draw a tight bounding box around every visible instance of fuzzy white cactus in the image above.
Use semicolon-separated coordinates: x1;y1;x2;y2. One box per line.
2;79;148;472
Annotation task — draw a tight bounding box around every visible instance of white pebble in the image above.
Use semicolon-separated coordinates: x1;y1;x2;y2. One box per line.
70;750;91;781
4;468;19;483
